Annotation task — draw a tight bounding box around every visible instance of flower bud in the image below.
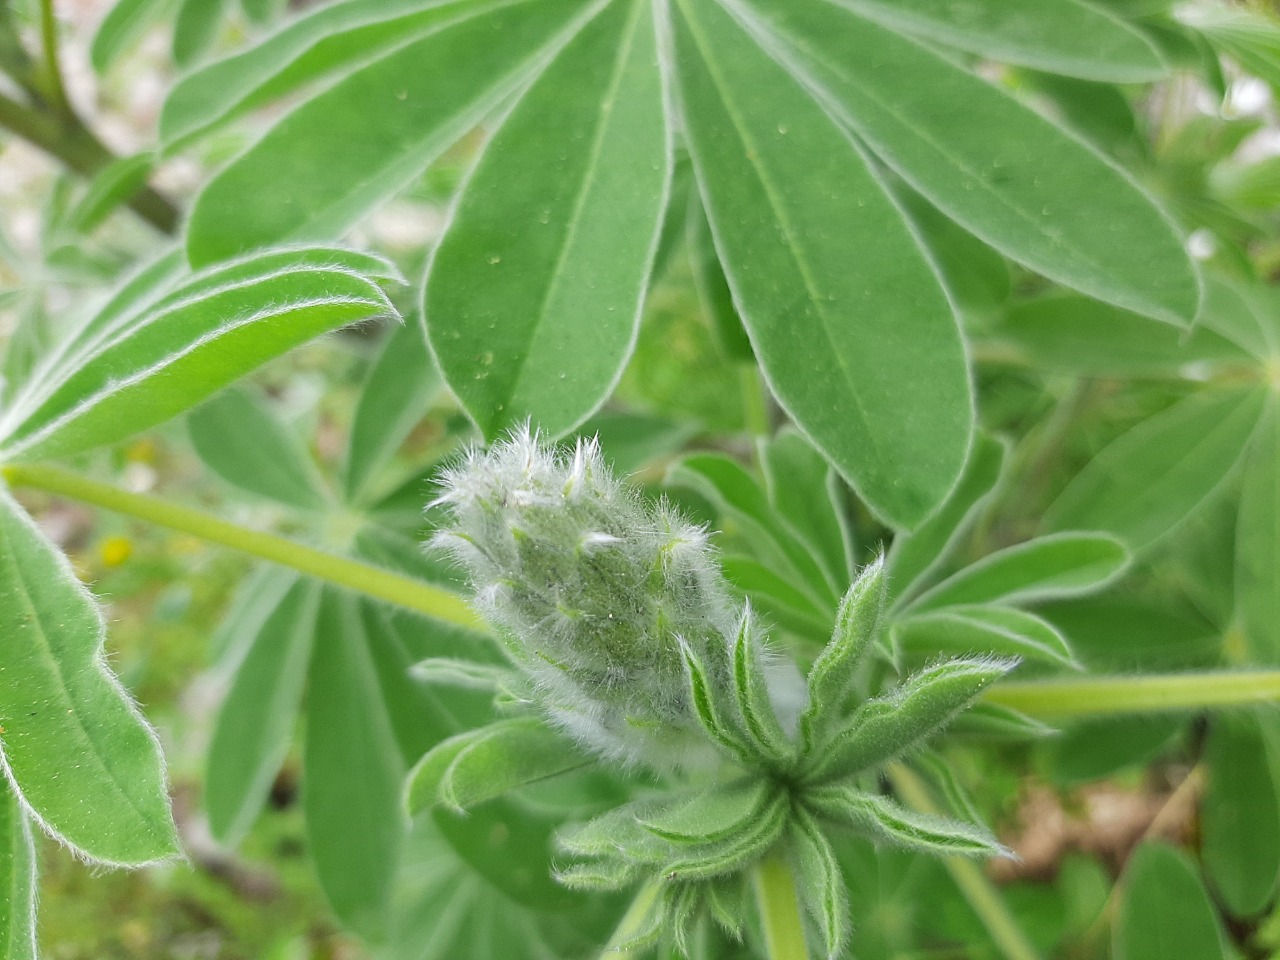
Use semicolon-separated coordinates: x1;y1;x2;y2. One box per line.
431;426;742;769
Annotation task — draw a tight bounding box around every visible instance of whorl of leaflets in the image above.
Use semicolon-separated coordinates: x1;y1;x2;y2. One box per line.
431;425;754;771
424;429;1021;957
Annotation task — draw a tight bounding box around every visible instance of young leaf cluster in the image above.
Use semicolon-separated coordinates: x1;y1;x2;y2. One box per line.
420;431;1016;955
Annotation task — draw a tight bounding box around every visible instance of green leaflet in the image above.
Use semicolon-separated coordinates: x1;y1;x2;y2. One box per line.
808;657;1016;782
996;294;1251;377
680;639;753;764
731;611;793;761
405;717;588;815
90;0;174;73
789;806;849;960
206;576;317;845
840;0;1167;82
0;489;178;865
188;386;330;509
426;0;670;439
1197;279;1275;361
557;803;665;863
800;557;887;748
688;198;754;363
1202;713;1280;917
160;0;505;149
574;409;698;476
388;814;610;956
886;433;1005;608
720;555;831;644
36;247;396;387
899;188;1011;325
759;428;854;591
186;0;594;264
666;453;835;608
673;0;972;529
435;798;582;910
894;605;1079;670
946;702;1055;742
810;786;1007;857
639;780;768;844
66;153;157;234
344;320;441;505
0;779;36;960
1238;403;1280;663
240;0;282;23
0;256;397;462
304;591;408;939
1046;387;1268;550
172;0;229;67
661;790;789;881
908;532;1131;612
1115;842;1227;960
744;0;1199;325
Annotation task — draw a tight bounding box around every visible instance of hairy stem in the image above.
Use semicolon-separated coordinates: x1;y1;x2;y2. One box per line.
2;463;480;630
753;851;808;960
986;670;1280;717
889;764;1042;960
13;463;1280;728
600;881;661;957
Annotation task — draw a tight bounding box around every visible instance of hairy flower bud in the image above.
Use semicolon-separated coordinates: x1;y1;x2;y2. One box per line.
431;426;744;769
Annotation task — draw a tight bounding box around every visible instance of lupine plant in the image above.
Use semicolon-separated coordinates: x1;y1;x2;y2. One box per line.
1;0;1280;958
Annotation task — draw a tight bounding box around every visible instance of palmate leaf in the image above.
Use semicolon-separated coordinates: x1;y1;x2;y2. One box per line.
667;452;837;608
426;0;670;439
166;0;1196;526
0;490;178;865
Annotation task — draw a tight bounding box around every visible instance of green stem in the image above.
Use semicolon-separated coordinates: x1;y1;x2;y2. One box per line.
0;91;178;233
37;0;70;114
889;765;1042;960
2;463;481;630
752;851;808;960
984;670;1280;718
600;881;661;958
